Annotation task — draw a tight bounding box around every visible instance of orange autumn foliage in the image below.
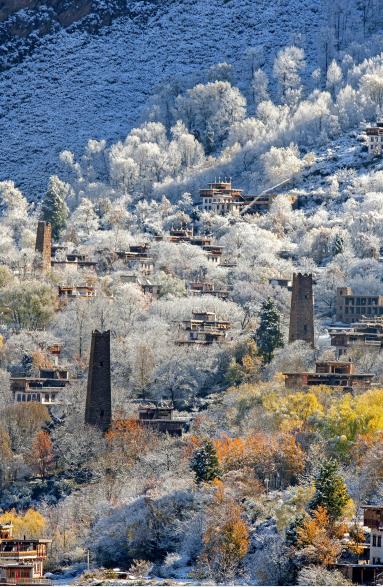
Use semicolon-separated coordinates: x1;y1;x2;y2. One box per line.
213;432;305;488
105;418;157;464
29;431;54;478
199;490;250;582
214;435;246;469
297;506;342;565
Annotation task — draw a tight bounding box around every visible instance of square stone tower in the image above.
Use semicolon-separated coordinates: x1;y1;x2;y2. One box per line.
35;221;52;273
288;273;314;347
85;330;112;432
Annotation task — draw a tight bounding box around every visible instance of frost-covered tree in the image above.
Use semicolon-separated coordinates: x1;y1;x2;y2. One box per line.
251;69;269;108
359;73;383;110
176;81;246;152
0;181;30;245
69;198;99;239
273;46;306;103
208;62;233;84
326;60;343;97
298;566;348;586
261;144;304;185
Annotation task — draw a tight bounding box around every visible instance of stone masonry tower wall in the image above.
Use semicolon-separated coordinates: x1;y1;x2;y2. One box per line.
288;273;314;347
35;220;51;273
85;330;112;432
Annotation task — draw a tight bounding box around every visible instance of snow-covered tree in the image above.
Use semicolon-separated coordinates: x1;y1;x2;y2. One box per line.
176;81;246;152
273;46;306;103
326;59;343;97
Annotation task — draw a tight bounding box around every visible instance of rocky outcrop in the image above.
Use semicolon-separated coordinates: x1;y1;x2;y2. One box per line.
0;1;94;25
0;0;165;70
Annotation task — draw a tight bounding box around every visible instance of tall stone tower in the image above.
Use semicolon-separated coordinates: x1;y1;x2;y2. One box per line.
35;220;52;273
288;273;314;347
85;330;112;433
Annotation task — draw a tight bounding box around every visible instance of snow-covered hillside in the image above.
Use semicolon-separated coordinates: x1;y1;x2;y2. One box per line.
0;0;339;198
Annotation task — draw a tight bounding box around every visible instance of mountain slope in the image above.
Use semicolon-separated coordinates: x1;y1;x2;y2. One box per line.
0;0;328;198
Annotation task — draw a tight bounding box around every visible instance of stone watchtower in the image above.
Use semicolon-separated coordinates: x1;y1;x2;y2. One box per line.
35;220;52;273
85;330;112;433
288;273;314;347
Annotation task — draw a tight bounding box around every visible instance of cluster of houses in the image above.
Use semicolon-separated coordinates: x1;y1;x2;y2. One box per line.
9;160;383;584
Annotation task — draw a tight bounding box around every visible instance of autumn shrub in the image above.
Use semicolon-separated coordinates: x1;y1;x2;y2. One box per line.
296;506;343;565
196;488;249;582
214;432;305;488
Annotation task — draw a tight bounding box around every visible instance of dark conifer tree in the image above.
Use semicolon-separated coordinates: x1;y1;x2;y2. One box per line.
255;298;284;363
190;440;221;484
310;458;350;522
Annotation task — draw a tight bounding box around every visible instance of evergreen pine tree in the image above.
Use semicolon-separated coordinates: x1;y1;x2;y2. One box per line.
333;234;344;255
190;440;221;484
255;298;284;363
41;176;70;240
309;458;350;522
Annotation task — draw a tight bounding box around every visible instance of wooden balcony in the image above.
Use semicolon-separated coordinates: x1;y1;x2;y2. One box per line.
0;552;40;559
0;579;52;585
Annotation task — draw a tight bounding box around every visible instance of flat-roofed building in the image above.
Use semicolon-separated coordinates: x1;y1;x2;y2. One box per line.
329;318;383;357
11;367;71;405
0;522;51;585
284;360;374;390
269;278;293;291
336;287;383;323
366;122;383;155
51;253;97;273
199;180;245;215
137;402;190;436
177;311;231;345
58;284;96;306
189;282;229;300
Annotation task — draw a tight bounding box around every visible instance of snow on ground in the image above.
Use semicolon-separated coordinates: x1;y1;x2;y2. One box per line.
0;0;325;199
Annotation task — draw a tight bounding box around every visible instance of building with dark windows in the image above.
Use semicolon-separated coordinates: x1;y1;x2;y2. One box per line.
284;360;374;390
177;311;231;345
0;522;51;585
336;287;383;323
11;367;71;405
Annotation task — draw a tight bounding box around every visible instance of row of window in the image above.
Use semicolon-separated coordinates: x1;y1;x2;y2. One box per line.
203;204;241;211
344;307;383;315
344;298;380;305
16;393;56;403
372;534;382;547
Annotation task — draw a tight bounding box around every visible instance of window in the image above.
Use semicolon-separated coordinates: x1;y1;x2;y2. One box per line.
373;535;377;546
378;535;382;547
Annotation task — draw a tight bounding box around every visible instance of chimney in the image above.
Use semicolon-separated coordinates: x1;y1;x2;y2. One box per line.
85;330;112;432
